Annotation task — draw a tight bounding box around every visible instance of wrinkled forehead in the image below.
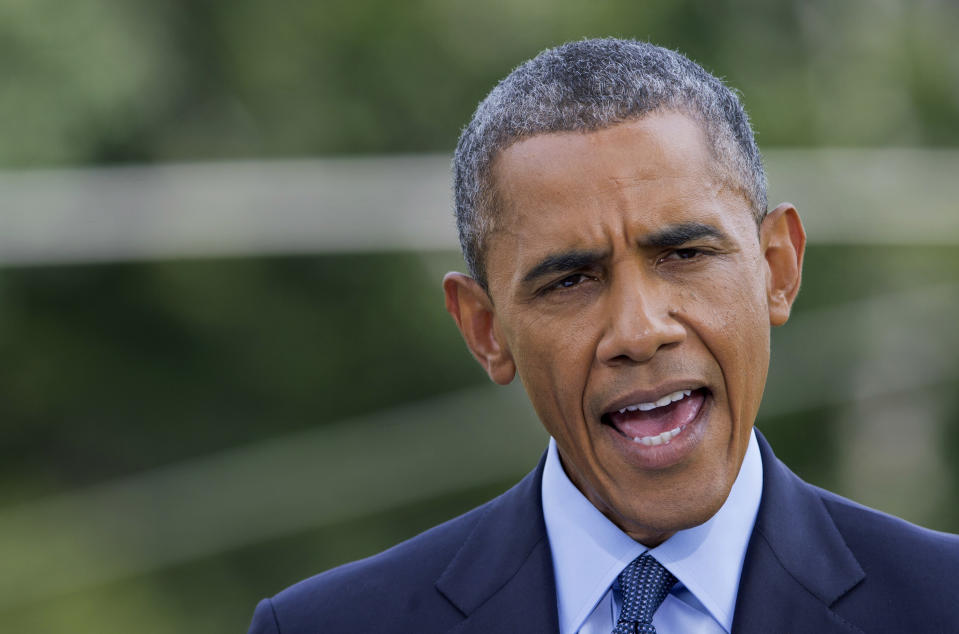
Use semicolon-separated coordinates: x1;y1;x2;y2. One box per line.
485;111;752;227
486;117;760;287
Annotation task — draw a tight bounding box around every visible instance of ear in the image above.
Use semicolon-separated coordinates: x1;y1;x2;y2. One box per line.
442;272;516;385
760;203;806;326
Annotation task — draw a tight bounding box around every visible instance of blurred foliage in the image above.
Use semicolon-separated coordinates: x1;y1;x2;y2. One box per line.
763;244;959;493
0;0;957;167
0;253;483;506
0;477;518;634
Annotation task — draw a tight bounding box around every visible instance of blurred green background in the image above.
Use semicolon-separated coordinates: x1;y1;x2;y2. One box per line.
1;1;957;632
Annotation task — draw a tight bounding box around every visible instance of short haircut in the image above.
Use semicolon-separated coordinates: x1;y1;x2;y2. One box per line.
452;38;767;289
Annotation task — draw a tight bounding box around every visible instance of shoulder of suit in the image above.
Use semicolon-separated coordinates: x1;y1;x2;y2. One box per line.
262;491;498;632
813;484;959;556
812;483;959;623
284;498;491;596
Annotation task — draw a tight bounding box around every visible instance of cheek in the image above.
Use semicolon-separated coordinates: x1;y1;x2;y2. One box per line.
693;256;768;325
704;272;771;423
509;306;599;369
507;314;596;432
680;276;762;326
680;263;770;385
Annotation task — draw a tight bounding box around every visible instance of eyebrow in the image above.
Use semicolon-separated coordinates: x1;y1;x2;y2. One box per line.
520;222;727;285
521;249;606;284
637;222;726;248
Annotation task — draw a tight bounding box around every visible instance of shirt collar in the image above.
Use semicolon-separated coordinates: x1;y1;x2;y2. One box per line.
541;429;763;634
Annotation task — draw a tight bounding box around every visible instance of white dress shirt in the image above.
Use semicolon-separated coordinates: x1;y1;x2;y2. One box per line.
541;429;763;634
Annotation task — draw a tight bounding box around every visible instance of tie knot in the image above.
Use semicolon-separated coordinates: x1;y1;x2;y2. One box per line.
613;553;677;634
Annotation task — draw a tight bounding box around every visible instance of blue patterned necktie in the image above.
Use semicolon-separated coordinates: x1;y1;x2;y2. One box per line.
612;553;677;634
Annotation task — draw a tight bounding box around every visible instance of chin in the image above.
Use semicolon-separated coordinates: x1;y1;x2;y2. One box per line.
611;472;733;542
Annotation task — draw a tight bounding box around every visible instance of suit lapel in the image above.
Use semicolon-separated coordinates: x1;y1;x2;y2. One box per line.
432;433;869;633
733;431;865;634
436;455;559;633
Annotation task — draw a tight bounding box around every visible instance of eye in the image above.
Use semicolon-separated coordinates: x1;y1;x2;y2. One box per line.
661;247;707;263
544;273;591;293
672;248;700;259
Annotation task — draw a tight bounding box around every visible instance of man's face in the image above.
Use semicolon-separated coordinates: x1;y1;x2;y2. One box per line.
447;112;803;545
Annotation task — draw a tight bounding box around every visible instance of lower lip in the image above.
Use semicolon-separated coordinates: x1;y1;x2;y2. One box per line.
602;392;711;470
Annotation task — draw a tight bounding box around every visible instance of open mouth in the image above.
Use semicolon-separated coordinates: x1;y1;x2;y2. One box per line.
602;388;709;446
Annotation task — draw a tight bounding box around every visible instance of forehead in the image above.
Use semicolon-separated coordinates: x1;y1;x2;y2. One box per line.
486;112;751;250
492;111;719;185
491;111;723;203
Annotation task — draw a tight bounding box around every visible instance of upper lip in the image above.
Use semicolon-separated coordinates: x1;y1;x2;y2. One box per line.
599;382;707;418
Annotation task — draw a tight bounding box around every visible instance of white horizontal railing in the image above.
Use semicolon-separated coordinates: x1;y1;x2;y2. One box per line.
0;149;956;266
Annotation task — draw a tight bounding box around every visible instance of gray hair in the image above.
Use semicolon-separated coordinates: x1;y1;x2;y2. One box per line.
452;38;767;288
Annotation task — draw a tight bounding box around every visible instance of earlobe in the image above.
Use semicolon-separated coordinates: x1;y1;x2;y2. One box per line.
760;203;806;326
442;273;516;385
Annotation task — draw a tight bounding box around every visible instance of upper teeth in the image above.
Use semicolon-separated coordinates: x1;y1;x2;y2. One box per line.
617;389;691;414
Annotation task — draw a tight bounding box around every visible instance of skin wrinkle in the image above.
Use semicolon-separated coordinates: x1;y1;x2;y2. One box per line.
454;40;770;287
482;149;736;288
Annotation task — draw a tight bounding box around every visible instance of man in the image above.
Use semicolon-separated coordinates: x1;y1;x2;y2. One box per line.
248;39;959;633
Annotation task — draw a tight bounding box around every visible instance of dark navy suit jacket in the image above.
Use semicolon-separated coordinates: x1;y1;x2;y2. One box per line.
248;431;959;633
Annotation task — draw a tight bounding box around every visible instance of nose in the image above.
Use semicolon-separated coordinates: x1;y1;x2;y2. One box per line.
596;270;686;365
